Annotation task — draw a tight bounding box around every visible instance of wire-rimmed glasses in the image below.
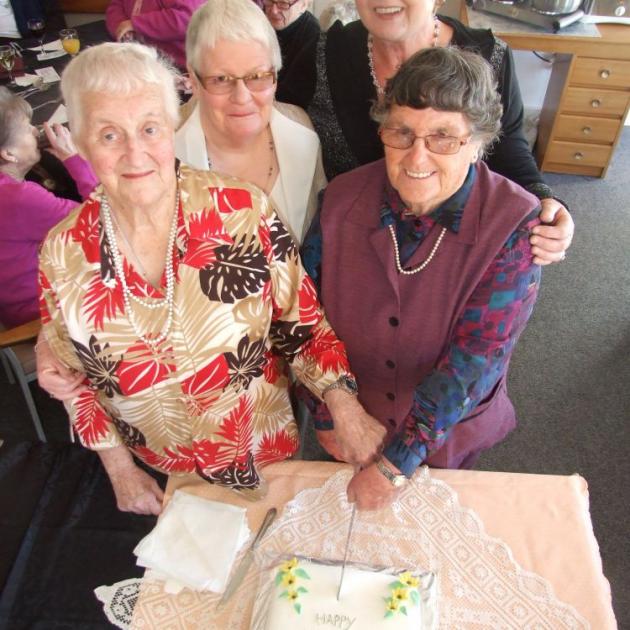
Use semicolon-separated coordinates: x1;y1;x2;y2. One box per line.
262;0;300;11
379;126;472;155
193;69;277;95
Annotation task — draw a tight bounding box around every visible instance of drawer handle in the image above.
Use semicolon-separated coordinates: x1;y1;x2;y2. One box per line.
599;69;611;79
591;99;601;108
582;126;592;135
573;152;584;161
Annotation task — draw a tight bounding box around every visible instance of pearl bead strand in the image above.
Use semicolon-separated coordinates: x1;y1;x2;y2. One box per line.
100;190;179;350
388;224;446;275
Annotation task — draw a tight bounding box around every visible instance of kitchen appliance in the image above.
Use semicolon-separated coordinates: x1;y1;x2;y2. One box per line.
469;0;630;30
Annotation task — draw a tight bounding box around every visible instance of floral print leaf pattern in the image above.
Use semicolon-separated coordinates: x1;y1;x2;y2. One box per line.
199;240;268;304
214;395;255;469
297;275;321;325
72;389;112;446
181;354;230;413
269;213;295;262
71;199;102;264
196;451;260;490
71;335;122;398
254;429;298;466
133;444;196;474
301;324;350;373
83;271;125;331
225;335;266;390
116;339;176;396
208;186;253;215
111;415;146;449
269;321;313;361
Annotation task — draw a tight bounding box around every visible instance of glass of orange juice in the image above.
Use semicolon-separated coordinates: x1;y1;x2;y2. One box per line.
60;29;80;57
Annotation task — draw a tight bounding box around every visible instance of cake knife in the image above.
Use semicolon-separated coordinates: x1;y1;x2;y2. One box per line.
336;502;357;601
217;506;277;608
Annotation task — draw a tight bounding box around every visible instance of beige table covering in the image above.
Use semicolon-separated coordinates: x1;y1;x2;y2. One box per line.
129;461;616;629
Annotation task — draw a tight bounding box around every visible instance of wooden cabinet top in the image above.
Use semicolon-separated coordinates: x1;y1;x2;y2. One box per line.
459;5;630;59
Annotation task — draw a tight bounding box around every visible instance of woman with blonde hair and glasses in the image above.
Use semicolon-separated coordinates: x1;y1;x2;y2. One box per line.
176;0;325;244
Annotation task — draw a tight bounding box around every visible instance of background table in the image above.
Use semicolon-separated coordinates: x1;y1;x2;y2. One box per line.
132;461;617;628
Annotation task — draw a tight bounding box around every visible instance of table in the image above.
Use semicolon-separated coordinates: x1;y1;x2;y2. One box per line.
6;20;111;123
460;6;630;178
131;461;617;629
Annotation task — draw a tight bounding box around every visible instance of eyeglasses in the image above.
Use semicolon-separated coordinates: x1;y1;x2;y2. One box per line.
262;0;299;10
380;126;472;155
194;69;276;95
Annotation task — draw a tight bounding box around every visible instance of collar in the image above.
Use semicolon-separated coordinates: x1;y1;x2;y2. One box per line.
380;164;476;234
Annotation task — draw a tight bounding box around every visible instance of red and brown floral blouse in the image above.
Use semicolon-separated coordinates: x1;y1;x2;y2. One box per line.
38;165;349;490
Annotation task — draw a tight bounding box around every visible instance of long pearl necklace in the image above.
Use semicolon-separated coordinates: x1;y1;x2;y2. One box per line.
100;190;179;350
388;224;447;275
368;16;441;97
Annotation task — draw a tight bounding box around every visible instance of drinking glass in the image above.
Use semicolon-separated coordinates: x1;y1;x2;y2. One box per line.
0;45;17;86
27;18;46;55
60;28;81;57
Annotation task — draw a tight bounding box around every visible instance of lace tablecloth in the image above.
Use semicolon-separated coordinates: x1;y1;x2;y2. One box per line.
95;464;613;629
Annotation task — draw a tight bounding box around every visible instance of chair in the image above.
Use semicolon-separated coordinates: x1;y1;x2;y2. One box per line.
0;319;46;441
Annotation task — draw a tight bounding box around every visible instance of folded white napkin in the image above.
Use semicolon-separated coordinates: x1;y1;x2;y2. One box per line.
14;73;39;87
134;490;251;593
28;39;63;52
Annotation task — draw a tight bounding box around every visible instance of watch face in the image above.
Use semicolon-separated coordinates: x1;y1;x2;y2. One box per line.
341;375;358;395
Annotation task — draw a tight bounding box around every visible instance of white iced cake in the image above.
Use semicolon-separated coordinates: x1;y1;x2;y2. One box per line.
261;558;437;629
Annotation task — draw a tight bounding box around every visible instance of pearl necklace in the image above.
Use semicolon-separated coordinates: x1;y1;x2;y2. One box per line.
388;224;446;275
100;190;179;350
368;16;441;97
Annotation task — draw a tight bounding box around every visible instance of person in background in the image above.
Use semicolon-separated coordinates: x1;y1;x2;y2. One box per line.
280;0;574;266
263;0;321;107
36;42;383;514
300;47;542;510
0;87;97;328
177;0;325;244
105;0;205;68
0;0;65;40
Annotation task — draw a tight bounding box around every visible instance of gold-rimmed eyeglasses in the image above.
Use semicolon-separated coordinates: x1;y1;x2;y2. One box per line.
380;126;472;155
193;69;277;95
262;0;300;10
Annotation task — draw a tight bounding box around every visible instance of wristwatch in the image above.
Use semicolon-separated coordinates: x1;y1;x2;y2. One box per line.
376;458;407;488
322;374;358;397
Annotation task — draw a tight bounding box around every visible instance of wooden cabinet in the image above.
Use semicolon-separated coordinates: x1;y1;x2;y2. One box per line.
537;52;630;177
459;7;630;178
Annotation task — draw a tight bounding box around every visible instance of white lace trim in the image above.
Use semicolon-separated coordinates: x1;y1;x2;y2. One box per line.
98;467;589;629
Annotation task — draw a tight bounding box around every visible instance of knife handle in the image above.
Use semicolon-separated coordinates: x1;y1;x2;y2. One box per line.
251;507;277;550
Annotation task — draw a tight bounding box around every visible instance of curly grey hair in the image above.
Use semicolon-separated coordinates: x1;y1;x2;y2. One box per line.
0;87;33;156
371;47;503;153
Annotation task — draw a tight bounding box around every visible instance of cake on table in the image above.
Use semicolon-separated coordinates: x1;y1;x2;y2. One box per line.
259;558;437;629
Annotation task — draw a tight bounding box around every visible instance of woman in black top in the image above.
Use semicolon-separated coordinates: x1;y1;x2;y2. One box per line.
277;0;573;265
264;0;321;109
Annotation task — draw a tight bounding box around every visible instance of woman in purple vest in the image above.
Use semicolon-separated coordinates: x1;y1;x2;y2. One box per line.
300;47;542;510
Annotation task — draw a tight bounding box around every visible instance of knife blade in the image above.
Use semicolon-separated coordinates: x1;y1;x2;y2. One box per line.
218;506;277;608
336;502;357;601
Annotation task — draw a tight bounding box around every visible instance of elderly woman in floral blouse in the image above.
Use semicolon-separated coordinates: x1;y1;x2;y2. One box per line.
36;42;383;515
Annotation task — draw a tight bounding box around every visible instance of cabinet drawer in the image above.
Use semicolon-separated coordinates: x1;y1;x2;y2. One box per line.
554;114;620;144
571;57;630;90
563;87;630;117
545;141;612;167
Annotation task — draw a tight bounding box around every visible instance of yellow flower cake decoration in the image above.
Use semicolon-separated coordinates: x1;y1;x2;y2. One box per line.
384;572;421;619
275;557;311;614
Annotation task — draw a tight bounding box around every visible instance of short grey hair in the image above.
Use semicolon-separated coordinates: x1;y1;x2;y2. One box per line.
371;47;503;153
60;42;180;139
186;0;282;74
0;87;32;155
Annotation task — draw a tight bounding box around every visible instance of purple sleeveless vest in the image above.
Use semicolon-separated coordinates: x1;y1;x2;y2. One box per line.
320;160;539;468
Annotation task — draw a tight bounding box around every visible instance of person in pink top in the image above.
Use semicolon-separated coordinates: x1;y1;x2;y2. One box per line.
106;0;205;68
0;87;97;328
